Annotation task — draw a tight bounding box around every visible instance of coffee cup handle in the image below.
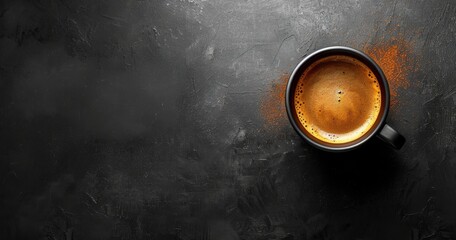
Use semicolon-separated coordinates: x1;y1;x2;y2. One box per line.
376;124;406;149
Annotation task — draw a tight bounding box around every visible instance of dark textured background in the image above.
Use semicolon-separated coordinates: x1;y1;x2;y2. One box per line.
1;0;456;239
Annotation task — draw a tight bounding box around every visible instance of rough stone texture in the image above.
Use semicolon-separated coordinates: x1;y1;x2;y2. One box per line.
1;0;455;239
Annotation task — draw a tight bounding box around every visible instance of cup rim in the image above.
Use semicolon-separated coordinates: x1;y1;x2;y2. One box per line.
285;46;390;152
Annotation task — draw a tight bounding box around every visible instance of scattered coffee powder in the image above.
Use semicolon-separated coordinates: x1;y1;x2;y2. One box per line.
260;74;289;129
260;38;418;129
364;38;417;107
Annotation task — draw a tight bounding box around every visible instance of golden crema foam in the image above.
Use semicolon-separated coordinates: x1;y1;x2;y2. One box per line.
294;55;382;144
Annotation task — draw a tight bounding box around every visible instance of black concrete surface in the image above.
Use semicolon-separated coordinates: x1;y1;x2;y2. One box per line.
1;0;456;239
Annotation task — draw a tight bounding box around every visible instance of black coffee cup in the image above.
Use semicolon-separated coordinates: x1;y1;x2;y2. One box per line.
285;46;405;152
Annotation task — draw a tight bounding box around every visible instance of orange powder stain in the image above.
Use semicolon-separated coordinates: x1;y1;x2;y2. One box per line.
364;38;417;107
260;74;289;128
260;38;419;129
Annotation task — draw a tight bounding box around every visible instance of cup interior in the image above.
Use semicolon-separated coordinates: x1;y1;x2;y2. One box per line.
286;46;390;152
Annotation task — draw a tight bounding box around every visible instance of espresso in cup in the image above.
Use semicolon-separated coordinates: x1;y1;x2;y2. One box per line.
286;46;405;151
293;55;382;144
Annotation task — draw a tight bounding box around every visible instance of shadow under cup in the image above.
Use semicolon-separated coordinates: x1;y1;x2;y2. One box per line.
286;46;403;152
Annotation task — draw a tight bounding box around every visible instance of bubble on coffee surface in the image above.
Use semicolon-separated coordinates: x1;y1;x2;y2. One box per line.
294;55;382;144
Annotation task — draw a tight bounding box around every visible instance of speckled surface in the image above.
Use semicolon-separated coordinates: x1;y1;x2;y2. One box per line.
1;0;455;239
